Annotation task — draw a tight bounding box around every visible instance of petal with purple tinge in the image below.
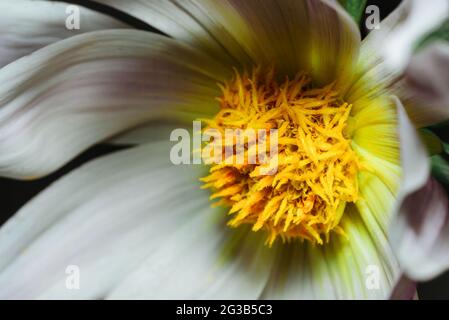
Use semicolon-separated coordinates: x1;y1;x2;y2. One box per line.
0;138;275;300
0;29;230;179
390;178;449;281
95;0;360;87
389;274;416;300
0;140;204;299
107;220;276;300
401;42;449;127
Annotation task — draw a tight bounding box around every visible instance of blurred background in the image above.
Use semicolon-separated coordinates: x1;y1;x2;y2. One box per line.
1;0;448;299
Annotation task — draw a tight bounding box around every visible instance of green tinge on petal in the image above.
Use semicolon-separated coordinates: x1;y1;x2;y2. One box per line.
262;204;399;299
349;94;401;193
352;144;401;194
356;171;397;232
341;207;399;298
355;171;402;287
349;93;400;168
321;230;365;298
313;207;398;299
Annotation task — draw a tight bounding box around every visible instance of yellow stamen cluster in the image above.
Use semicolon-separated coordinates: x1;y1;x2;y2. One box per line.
200;68;360;246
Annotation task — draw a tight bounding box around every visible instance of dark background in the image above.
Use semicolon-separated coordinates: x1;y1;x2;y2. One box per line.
1;0;448;299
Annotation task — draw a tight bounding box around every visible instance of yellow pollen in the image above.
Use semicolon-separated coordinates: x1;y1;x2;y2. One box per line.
200;68;361;246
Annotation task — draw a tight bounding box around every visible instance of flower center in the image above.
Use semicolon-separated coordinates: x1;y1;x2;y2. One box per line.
200;68;360;246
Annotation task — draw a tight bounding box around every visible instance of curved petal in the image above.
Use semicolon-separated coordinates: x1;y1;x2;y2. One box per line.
0;0;129;68
394;97;430;197
380;0;449;73
95;0;360;86
390;178;449;281
350;101;401;285
0;29;231;179
0;139;209;299
348;0;449;124
357;0;448;77
350;95;401;193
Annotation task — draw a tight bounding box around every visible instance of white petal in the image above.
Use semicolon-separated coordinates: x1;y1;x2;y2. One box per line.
356;172;398;262
0;136;276;300
0;0;128;68
94;0;240;66
96;0;360;86
0;29;230;179
110;120;185;145
381;0;449;73
394;96;430;197
260;242;315;299
0;139;213;299
107;221;276;299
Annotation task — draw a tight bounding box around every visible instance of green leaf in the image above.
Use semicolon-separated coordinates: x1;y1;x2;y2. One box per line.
338;0;367;25
417;18;449;50
419;128;443;155
431;154;449;187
